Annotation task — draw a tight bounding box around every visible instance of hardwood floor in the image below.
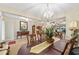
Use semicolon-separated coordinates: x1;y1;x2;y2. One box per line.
9;38;28;55
18;44;31;55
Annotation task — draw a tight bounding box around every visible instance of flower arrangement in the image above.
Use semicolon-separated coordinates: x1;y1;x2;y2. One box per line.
45;27;54;38
42;23;55;43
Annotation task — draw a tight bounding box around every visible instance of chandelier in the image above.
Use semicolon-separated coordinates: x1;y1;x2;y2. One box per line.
43;4;54;20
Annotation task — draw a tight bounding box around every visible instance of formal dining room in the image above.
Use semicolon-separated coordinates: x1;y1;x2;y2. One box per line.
0;3;79;55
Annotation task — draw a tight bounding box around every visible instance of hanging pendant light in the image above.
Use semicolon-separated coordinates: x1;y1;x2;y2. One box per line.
43;4;54;19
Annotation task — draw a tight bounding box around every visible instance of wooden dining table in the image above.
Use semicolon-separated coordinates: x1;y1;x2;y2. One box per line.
30;37;60;54
18;37;68;55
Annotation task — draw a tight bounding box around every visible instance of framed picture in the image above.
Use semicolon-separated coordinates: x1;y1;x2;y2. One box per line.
20;21;28;31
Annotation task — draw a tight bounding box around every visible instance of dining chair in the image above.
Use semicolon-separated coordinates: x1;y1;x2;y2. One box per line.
45;35;78;55
0;43;10;55
27;25;36;45
29;34;36;43
61;39;75;55
56;36;77;55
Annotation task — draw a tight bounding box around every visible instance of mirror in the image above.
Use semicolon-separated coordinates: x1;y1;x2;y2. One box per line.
20;21;28;31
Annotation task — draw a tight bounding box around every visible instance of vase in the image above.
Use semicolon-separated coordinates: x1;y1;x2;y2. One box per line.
46;36;54;43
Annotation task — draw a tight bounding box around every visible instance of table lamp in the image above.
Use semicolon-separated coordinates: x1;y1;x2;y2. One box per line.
69;21;78;31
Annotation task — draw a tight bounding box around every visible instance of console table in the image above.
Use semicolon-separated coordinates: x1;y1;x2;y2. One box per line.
17;31;29;39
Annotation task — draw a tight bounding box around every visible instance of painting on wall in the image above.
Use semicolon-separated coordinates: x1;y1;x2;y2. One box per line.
20;21;28;31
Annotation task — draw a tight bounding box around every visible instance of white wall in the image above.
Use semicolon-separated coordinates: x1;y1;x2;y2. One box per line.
3;13;36;40
48;8;79;39
0;12;5;41
4;18;15;40
3;12;79;40
65;8;79;39
2;20;5;40
2;7;79;40
4;14;28;40
0;19;2;40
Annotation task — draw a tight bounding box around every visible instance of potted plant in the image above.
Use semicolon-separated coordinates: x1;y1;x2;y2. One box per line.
44;27;54;43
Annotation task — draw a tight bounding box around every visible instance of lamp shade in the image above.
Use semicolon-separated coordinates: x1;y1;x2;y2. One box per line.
69;21;78;31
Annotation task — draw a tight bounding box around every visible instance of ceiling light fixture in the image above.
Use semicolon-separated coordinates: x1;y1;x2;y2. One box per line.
43;4;54;20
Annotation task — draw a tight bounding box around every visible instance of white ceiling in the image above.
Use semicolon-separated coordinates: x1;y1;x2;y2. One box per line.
0;3;79;20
